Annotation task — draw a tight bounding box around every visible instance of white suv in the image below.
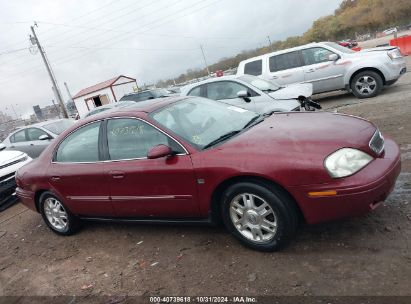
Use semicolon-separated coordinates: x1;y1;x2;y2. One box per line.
237;42;407;98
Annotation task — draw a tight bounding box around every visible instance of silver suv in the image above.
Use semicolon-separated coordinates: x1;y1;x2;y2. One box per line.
237;42;407;98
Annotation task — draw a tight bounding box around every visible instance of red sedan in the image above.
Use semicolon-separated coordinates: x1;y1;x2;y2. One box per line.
16;97;400;251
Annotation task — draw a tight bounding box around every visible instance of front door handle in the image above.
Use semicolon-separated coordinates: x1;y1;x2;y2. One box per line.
271;76;278;79
109;171;125;179
51;176;61;181
306;68;315;73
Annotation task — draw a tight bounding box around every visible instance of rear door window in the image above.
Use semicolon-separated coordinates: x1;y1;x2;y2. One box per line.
269;52;302;72
244;59;262;76
301;47;335;65
26;128;49;141
10;130;27;143
55;122;101;162
206;81;249;100
187;86;202;97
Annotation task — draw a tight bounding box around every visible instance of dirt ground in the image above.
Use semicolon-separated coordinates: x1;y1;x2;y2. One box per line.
1;59;411;298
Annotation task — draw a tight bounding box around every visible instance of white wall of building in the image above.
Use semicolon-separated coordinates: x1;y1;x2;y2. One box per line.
74;87;114;118
113;82;136;100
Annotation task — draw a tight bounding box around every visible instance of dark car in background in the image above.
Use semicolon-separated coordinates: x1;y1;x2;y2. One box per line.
83;100;136;118
1;119;75;158
120;88;174;102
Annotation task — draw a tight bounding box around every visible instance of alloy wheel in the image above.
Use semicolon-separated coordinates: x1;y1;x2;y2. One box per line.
229;193;277;243
355;75;377;96
43;197;68;231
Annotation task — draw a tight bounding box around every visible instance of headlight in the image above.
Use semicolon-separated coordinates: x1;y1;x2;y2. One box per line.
324;148;373;178
387;49;402;60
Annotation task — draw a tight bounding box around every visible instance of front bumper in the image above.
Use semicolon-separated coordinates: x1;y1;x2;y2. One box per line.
289;138;401;224
0;173;17;208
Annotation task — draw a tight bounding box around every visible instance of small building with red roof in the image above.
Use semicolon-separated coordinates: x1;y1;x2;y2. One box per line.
72;75;137;117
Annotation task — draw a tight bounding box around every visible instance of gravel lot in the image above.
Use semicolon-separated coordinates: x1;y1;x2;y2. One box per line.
1;57;410;298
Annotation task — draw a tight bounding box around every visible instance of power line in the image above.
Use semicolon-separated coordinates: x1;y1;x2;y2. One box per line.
0;47;30;56
1;0;201;72
0;0;124;52
0;0;223;85
2;0;170;68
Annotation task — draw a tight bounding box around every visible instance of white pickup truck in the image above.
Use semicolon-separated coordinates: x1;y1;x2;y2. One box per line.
237;42;407;98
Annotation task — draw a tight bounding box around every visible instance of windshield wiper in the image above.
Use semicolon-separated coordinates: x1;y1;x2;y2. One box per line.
242;115;265;129
202;130;242;149
262;88;279;92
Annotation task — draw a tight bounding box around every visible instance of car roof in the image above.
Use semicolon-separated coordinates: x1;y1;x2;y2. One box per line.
16;118;70;130
180;75;239;94
238;42;326;65
82;96;191;121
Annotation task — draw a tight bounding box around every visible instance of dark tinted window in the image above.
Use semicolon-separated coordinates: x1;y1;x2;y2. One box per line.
121;92;153;102
269;52;302;72
244;59;262;76
27;128;48;141
206;81;248;100
55;122;101;162
301;47;335;65
11;130;26;143
107;119;183;160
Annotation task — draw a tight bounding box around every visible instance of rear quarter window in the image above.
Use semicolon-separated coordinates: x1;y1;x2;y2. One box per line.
244;59;262;76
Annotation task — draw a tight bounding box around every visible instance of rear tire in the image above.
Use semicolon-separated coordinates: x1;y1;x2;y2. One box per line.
221;182;298;251
350;70;383;98
39;191;81;236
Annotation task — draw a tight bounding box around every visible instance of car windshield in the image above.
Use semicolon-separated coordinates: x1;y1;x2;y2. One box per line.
324;42;355;54
151;89;170;98
238;75;280;92
42;119;76;135
151;98;259;149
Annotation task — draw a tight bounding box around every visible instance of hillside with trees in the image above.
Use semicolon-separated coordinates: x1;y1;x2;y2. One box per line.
156;0;411;87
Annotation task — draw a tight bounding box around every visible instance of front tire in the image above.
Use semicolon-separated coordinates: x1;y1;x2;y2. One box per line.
39;191;80;235
221;182;298;252
350;70;383;98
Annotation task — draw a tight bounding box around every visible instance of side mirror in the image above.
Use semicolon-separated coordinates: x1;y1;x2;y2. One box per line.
147;144;173;159
328;54;339;61
39;134;51;140
237;90;251;103
0;143;5;151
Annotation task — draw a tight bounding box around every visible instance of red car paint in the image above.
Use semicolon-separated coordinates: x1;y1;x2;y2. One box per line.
16;97;401;225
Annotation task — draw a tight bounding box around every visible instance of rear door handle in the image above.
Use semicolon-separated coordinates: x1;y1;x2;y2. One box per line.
109;171;125;179
51;176;61;181
271;76;278;79
306;68;315;73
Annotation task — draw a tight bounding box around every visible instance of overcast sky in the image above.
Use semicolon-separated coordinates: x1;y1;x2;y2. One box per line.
0;0;341;119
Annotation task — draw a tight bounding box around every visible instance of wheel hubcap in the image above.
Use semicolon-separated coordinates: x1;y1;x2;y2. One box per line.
44;198;68;231
229;193;277;243
355;75;377;95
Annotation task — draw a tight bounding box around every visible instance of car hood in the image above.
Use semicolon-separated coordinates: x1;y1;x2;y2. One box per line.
268;83;313;99
223;111;376;158
0;150;26;166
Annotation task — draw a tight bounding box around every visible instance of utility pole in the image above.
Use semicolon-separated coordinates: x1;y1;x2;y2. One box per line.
30;24;69;118
51;99;61;119
200;45;211;76
267;35;273;51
